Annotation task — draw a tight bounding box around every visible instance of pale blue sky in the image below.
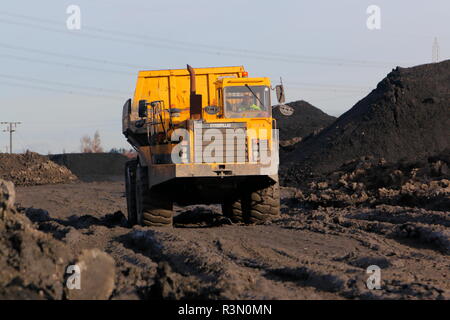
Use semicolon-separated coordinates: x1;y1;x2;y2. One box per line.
0;0;448;153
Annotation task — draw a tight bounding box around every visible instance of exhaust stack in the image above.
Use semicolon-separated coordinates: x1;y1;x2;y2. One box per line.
187;64;202;120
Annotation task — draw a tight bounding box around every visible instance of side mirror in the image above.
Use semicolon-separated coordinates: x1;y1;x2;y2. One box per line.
275;85;285;104
122;99;132;134
138;100;148;118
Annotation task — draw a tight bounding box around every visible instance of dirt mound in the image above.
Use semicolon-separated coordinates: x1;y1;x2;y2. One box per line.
282;149;450;211
0;179;72;299
0;152;77;186
283;60;450;174
273;100;336;145
0;179;120;300
49;153;129;181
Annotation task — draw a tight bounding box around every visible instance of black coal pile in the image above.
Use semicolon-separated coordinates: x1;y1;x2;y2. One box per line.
0;152;77;186
273;100;336;146
49;153;129;181
283;60;450;175
283;149;449;211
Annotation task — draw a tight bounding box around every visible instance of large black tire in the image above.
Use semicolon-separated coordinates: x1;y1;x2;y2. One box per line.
222;178;281;225
124;159;138;226
245;179;280;224
221;199;244;223
135;164;173;227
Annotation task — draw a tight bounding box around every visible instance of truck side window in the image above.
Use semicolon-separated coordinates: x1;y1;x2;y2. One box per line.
217;88;222;105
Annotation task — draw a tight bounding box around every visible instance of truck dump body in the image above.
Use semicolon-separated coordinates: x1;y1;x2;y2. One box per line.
131;66;246;123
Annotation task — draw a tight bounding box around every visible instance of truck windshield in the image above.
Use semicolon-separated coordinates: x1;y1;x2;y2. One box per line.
224;86;271;118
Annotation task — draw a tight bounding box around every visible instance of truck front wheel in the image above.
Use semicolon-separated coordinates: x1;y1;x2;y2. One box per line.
222;178;281;224
135;163;173;227
246;182;280;223
245;179;280;224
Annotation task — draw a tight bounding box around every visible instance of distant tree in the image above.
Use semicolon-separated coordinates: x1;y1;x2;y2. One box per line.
80;135;92;153
92;131;103;153
109;148;126;154
80;131;103;153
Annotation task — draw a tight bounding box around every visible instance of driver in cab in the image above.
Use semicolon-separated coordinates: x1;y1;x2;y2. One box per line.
239;94;262;112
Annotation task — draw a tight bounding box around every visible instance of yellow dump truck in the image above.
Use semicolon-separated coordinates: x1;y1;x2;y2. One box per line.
122;65;287;226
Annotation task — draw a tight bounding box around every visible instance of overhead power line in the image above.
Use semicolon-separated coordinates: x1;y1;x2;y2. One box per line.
287;86;369;93
0;42;377;93
0;10;407;68
0;42;374;87
0;17;368;67
0;73;129;95
283;80;372;90
0;53;134;76
0;42;143;69
0;80;125;100
0;10;383;101
0;50;372;97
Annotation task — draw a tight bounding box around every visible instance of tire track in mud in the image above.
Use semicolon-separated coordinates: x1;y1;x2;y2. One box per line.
274;204;449;299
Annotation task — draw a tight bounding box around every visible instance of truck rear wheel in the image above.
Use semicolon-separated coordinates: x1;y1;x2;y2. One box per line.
135;163;173;227
221;199;244;223
125;159;138;226
245;178;280;224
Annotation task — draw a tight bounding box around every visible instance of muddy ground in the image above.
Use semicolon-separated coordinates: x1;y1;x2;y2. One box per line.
13;180;449;300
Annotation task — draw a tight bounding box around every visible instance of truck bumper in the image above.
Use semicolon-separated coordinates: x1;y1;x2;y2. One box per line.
147;163;277;188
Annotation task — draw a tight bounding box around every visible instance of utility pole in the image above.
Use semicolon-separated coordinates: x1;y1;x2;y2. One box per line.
432;37;440;63
1;122;21;154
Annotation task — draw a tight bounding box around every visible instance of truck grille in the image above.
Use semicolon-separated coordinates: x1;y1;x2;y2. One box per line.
193;122;248;163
